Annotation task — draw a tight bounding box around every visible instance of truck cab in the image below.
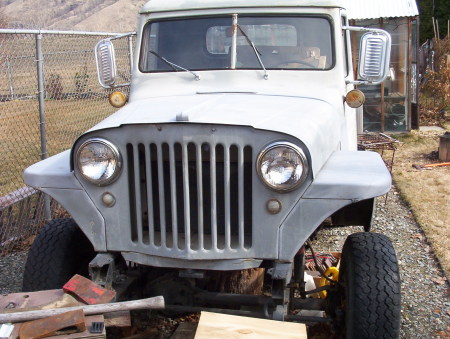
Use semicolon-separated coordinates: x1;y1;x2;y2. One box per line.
23;1;400;337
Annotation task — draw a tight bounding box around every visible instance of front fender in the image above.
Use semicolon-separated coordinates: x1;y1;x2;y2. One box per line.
24;151;106;251
303;150;391;200
278;150;391;261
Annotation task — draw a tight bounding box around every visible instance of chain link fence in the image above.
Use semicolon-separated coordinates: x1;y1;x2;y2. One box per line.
0;29;134;255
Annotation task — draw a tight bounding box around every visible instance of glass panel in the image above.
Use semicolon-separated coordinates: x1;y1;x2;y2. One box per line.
383;18;408;131
139;15;334;72
236;16;333;70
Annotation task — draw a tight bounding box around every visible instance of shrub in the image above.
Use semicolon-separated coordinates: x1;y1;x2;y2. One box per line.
45;73;64;100
74;67;89;93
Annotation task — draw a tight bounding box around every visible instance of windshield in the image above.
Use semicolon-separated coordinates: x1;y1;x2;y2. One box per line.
139;15;334;72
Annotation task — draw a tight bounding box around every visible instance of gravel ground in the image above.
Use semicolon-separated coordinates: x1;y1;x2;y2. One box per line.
0;186;448;338
0;250;27;295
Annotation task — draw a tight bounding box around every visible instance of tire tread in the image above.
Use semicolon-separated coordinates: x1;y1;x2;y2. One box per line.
341;232;401;339
22;218;94;291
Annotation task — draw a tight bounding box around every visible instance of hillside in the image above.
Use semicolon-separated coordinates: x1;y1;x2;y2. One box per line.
0;0;147;32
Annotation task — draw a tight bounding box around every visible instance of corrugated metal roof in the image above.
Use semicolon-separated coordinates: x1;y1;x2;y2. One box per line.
141;0;345;14
344;0;419;19
140;0;418;19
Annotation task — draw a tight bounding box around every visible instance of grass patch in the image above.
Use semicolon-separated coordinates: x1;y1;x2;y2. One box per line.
390;127;450;275
0;97;116;196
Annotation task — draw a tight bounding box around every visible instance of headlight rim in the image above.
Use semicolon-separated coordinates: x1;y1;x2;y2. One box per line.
75;137;122;186
256;141;309;192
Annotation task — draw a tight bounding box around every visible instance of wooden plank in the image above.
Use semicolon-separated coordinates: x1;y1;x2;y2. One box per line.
439;133;450;162
19;309;86;339
46;315;106;339
104;311;131;327
11;315;106;339
171;322;198;339
194;312;307;339
0;290;81;311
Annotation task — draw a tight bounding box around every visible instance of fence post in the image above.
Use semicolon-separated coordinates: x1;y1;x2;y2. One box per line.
35;32;52;222
6;56;16;100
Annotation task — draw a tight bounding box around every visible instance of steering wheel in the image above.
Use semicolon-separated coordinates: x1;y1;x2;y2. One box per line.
276;60;316;68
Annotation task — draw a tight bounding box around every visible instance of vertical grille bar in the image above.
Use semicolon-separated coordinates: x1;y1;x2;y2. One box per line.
126;144;138;242
210;143;218;250
224;145;231;250
244;146;253;248
182;143;191;250
238;146;245;249
138;144;150;244
169;143;178;249
156;143;167;247
133;144;144;243
144;143;155;246
196;143;204;250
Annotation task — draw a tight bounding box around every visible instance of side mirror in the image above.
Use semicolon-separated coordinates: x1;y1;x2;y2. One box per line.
95;39;117;88
358;31;391;84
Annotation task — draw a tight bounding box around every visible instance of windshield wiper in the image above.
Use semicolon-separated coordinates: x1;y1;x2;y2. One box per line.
150;50;200;81
237;25;269;80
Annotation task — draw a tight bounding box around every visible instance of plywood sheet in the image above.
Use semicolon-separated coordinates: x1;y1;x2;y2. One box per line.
194;312;307;339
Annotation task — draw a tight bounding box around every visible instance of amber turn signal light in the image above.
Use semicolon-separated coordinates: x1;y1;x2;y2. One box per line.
345;89;365;108
108;91;127;108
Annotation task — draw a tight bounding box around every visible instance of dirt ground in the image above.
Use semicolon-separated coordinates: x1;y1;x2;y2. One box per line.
390;127;450;275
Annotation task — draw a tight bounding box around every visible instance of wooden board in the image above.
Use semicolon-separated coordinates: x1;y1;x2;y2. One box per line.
439;133;450;162
194;312;307;339
11;315;106;339
46;315;106;339
104;311;131;327
171;322;198;339
19;309;86;339
0;290;74;311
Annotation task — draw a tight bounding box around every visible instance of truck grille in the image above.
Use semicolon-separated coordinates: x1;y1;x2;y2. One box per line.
126;141;253;251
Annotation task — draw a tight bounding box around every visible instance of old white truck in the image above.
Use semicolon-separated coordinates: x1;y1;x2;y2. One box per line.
23;0;401;337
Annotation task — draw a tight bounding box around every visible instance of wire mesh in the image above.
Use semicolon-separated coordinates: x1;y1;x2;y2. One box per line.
0;30;134;255
357;132;399;172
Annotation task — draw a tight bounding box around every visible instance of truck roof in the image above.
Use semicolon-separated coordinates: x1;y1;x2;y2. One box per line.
140;0;344;14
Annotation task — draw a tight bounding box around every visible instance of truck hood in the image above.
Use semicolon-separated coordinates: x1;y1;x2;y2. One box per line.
86;93;342;175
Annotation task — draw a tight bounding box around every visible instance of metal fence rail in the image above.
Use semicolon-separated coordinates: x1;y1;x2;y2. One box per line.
0;29;134;255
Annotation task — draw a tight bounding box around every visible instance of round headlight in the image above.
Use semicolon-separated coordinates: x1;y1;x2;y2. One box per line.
76;138;122;186
257;142;308;192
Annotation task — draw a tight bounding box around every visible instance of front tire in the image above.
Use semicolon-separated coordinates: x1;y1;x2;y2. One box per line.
22;218;95;291
339;232;401;339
